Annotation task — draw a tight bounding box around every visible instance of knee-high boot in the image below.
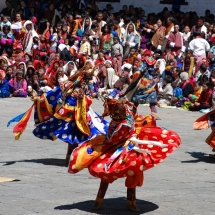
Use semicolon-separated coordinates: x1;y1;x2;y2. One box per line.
127;187;140;212
92;181;109;210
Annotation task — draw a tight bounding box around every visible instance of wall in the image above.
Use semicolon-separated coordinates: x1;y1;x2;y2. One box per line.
98;0;215;16
0;1;5;12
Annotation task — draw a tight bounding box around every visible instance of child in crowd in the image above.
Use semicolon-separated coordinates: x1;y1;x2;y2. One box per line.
157;75;173;106
189;80;214;112
5;66;14;81
111;37;123;57
197;63;210;85
183;81;202;110
1;16;11;28
182;50;196;77
79;36;91;56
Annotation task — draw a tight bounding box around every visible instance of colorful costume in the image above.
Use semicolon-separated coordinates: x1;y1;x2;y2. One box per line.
68;98;181;211
8;67;108;146
194;109;215;157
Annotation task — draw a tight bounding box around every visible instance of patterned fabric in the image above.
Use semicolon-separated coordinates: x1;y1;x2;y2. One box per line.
69;99;181;188
131;68;157;104
33;85;108;145
194;109;215;149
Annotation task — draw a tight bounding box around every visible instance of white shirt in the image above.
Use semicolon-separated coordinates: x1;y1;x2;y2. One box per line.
188;38;210;56
183;32;191;41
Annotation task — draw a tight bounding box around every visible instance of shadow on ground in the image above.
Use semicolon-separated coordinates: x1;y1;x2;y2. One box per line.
54;197;159;215
1;158;66;167
181;152;215;164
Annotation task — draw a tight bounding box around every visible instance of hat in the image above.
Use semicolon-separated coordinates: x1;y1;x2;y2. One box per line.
104;60;112;65
180;72;189;81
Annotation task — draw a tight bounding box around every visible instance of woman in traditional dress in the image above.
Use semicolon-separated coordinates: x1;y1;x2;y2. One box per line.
99;24;113;51
8;70;28;97
23;20;39;54
63;61;77;78
122;23;140;59
68;98;181;211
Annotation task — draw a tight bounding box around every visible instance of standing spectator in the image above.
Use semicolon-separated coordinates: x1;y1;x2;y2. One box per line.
191;17;207;39
167;24;185;57
122;23;140;58
93;12;106;33
189;31;210;77
44;3;61;27
151;19;166;50
99;24;113;51
79;36;91;56
1;0;14;18
111;37;123;57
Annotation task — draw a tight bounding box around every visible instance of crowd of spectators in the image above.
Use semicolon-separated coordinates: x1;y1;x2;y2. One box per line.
1;0;215;113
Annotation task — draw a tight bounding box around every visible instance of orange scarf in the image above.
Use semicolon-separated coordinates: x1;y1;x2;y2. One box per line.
165;23;174;35
99;33;111;50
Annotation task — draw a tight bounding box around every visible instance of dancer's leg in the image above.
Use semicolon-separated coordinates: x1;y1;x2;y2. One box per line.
92;181;109;210
150;103;160;120
65;143;78;166
127;187;140;212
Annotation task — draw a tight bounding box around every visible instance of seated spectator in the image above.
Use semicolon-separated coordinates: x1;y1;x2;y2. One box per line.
0;69;10;98
8;70;27;97
189;80;214;111
37;67;51;93
173;72;194;107
5;66;14;81
197;63;210;85
183;81;202;110
56;66;68;85
104;60;119;89
157;75;173;106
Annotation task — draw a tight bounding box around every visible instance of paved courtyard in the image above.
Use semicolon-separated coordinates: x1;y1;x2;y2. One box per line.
0;98;215;215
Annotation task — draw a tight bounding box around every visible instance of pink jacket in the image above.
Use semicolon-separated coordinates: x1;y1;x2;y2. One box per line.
9;78;27;91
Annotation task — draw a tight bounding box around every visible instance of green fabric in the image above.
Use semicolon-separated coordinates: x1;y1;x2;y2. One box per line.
183;101;192;111
191;95;197;101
